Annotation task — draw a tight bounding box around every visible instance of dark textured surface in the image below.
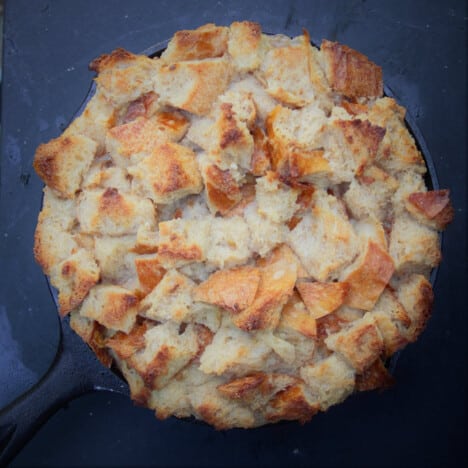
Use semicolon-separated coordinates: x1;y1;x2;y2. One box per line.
0;0;466;466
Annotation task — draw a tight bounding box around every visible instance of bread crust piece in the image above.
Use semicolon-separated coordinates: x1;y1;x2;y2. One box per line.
321;39;383;99
32;22;453;429
34;134;97;198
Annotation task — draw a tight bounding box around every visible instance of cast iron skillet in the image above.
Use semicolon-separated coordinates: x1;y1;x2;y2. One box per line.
0;38;441;466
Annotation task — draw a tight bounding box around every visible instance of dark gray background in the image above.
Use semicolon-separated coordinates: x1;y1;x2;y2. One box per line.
1;0;466;466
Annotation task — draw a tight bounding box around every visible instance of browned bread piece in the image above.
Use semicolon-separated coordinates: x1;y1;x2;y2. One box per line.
90;48;159;106
33;21;452;429
405;189;454;230
162;24;229;62
321;40;383;99
155;57;233;116
34;134;97;198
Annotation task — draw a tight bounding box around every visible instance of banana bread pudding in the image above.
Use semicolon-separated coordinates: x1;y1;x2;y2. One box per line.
33;22;453;428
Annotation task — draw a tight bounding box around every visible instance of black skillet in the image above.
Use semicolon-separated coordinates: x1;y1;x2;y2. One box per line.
0;37;441;466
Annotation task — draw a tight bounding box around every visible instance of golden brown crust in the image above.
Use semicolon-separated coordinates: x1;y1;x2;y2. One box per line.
296;281;349;319
194;266;261;313
321;40;383;99
355;359;395;392
406;190;454;230
343;241;395;311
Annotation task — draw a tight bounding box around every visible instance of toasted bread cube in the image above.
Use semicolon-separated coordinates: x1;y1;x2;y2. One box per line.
266;104;327;175
134;222;159;254
155;57;233;116
262;39;315;107
300;354;355;410
341;240;395;310
79;284;139;333
128;141;203;204
90;48;159;106
106;113;190;168
367;97;426;174
323;118;386;183
50;249;100;316
324;315;384;373
287;190;359;281
218;89;257;127
389;214;441;275
162;24;229;62
218;372;299;411
189;374;256;429
370;289;411;356
306;40;333;111
296;281;349;319
129;321;200;390
157;218;210;268
194;265;261;313
406;189;454;231
70;311;112;367
64;90;116;153
34;134;97;198
265;383;319;424
120;91;160;123
203;164;242;215
278;292;317;338
231;246;297;331
355;358;394;392
228;21;265;72
392;274;433;343
139;269;195;323
134;254;166;296
250;126;272;176
106;320;150;360
321;40;383;99
77;188;156;236
116;358;151;406
208;102;254;171
352;216;388;250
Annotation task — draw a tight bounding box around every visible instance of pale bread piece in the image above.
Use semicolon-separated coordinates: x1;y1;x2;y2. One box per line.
83;162;131;193
77;188;157;236
162;24;229;62
321;39;383;99
392;274;434;343
228;21;266;73
33;134;97;199
343;165;399;221
64;90;116;153
300;354;355;410
369;289;411;357
155;57;233;116
34;188;78;275
261;35;316;107
90;48;159;106
287;190;359;281
79;284;139;333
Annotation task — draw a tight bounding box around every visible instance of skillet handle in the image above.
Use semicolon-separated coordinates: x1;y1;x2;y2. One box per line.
0;318;127;466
